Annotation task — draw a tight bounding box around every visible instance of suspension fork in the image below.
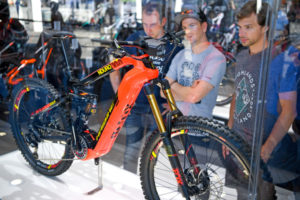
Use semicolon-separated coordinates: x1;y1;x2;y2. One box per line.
161;79;201;176
144;82;190;199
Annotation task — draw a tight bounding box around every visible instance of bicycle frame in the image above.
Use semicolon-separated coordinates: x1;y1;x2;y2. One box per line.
4;41;53;86
29;54;159;160
87;55;161;159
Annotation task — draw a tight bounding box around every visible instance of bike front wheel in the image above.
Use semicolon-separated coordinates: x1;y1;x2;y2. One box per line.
10;78;74;176
140;116;250;200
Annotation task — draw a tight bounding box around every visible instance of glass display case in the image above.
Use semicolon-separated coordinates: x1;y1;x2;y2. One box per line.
0;0;299;199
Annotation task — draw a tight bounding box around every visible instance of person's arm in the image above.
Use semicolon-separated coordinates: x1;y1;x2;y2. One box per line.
228;93;236;129
161;76;208;101
108;32;140;93
160;76;176;98
160;51;179;98
261;91;297;163
170;79;214;103
168;54;226;103
222;93;235;158
109;70;121;93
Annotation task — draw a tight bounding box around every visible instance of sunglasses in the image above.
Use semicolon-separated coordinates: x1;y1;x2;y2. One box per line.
180;9;197;15
180;9;207;23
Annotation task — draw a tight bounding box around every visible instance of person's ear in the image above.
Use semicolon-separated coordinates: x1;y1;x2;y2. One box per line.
161;17;167;26
263;26;269;33
202;22;208;33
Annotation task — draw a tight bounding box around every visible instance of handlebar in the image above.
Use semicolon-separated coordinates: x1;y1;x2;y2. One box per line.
91;30;185;50
165;30;185;40
91;38;148;49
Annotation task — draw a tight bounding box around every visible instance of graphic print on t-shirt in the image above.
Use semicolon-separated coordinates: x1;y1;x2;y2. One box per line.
179;61;200;86
150;55;165;74
235;70;256;123
236;77;250;115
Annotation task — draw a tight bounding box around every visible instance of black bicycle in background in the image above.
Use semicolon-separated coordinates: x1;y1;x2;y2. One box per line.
0;29;84;104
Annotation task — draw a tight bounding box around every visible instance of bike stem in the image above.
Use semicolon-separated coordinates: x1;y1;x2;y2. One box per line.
144;80;191;199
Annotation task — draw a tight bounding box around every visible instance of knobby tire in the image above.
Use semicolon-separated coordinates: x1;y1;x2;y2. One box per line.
10;78;73;176
140;116;251;200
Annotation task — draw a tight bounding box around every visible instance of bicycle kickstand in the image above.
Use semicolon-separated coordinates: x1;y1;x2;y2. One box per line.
85;157;103;195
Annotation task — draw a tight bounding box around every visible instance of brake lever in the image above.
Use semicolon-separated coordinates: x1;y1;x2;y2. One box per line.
169;30;185;44
114;39;121;49
159;31;184;46
111;48;127;58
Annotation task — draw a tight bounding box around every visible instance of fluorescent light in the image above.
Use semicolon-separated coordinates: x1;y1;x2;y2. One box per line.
0;132;7;136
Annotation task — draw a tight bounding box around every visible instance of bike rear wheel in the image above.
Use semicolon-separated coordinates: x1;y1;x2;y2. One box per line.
140;116;250;200
10;78;74;176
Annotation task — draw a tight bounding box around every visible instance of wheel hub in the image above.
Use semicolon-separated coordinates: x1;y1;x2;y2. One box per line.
185;165;210;196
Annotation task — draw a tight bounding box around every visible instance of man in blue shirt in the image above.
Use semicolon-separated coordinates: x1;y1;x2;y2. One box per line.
109;2;182;173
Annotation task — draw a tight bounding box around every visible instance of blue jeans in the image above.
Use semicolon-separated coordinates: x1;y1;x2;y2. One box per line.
123;103;157;173
263;134;300;184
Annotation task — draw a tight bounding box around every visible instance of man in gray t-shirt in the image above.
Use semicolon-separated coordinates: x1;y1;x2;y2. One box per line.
224;1;299;199
164;8;226;118
232;48;265;142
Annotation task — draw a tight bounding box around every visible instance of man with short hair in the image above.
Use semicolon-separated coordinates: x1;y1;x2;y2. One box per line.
228;1;272;141
109;2;182;173
164;8;226;118
225;1;300;199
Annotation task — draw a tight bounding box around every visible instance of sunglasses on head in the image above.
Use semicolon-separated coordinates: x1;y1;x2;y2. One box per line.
180;9;197;15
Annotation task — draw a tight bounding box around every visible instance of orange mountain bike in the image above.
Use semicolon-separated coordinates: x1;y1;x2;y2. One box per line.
9;32;251;199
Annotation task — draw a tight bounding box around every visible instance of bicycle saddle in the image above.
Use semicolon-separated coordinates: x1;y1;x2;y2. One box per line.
40;30;75;41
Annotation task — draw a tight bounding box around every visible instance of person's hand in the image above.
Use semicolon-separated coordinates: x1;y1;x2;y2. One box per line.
261;144;272;163
222;145;230;159
260;141;274;163
291;52;300;67
191;80;201;88
8;0;14;5
161;103;170;116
